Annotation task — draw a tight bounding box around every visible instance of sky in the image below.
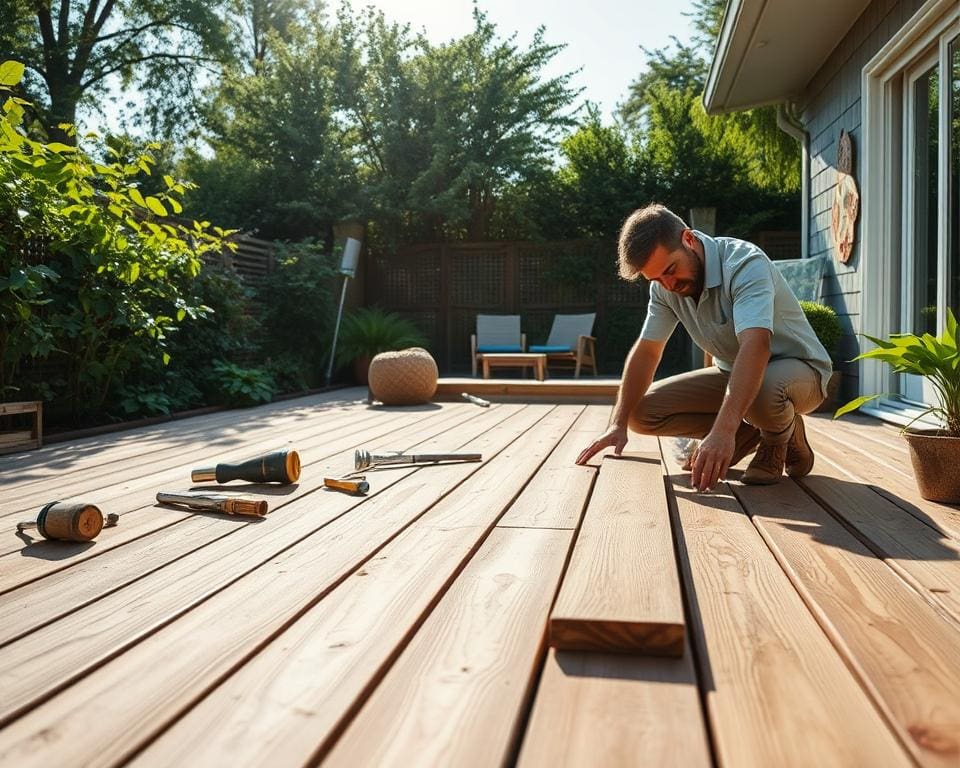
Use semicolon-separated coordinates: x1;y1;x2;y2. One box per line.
361;0;700;122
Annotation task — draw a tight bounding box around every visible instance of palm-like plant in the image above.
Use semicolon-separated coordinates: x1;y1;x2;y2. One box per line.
835;308;960;436
335;308;428;368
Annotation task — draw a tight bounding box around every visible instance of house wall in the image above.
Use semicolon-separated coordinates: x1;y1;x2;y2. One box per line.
800;0;924;396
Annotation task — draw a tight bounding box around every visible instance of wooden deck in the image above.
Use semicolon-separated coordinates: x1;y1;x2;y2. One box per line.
0;388;958;767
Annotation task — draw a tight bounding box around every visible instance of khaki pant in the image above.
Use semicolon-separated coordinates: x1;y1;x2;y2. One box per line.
631;359;825;446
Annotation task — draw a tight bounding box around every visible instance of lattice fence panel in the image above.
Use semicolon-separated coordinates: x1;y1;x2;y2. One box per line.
369;248;441;307
449;249;507;306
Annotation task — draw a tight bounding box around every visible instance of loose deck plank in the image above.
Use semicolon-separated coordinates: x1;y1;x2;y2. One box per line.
112;408;582;768
0;403;536;725
0;406;576;766
550;454;685;655
517;645;711;768
0;402;477;580
662;450;913;767
798;451;960;624
732;479;960;767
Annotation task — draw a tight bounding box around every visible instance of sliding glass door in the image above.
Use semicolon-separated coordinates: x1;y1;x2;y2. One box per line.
901;33;960;406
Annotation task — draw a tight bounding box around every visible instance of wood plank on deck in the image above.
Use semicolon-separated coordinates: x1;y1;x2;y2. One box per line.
662;448;912;767
797;450;960;624
731;479;960;767
517;645;711;768
550;454;685;656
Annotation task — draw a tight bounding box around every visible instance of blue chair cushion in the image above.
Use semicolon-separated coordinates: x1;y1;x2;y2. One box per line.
529;345;572;353
477;345;523;353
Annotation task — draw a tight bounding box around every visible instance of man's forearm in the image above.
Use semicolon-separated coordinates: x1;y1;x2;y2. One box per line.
713;333;770;434
611;339;662;428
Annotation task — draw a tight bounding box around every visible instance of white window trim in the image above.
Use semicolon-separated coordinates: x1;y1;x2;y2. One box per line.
860;0;959;426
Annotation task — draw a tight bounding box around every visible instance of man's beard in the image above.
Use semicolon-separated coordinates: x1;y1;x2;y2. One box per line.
675;246;704;297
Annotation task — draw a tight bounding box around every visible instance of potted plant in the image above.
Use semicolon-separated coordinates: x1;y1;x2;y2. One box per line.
335;308;428;385
800;301;843;412
834;308;960;502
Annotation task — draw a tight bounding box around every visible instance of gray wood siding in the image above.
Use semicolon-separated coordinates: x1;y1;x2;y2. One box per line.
800;0;924;397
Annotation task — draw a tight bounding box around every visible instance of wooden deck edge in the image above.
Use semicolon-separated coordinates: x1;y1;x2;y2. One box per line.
435;378;619;403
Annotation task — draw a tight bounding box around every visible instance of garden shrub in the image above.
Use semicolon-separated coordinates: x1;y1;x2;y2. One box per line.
0;60;229;424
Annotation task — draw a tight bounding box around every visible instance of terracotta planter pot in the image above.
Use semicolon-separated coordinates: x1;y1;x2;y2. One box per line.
903;429;960;502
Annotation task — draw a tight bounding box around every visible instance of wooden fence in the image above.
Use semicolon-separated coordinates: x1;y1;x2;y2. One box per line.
363;240;692;375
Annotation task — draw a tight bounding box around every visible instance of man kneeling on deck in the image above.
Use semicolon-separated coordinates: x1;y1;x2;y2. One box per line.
576;203;831;492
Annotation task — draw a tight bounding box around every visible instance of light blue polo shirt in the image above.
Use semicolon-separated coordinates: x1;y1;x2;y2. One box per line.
639;231;832;397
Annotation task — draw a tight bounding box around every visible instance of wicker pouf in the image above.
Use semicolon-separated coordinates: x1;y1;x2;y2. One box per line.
368;347;438;406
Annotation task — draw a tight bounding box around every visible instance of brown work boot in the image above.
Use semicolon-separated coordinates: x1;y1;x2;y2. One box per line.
742;439;787;485
785;415;815;478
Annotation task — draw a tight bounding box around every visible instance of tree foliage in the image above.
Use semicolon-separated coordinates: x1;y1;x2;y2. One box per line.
185;9;358;241
0;0;233;142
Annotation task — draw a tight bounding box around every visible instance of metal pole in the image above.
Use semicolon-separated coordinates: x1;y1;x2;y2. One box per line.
326;274;350;386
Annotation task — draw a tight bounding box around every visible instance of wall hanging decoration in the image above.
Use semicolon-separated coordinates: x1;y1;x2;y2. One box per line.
831;130;859;263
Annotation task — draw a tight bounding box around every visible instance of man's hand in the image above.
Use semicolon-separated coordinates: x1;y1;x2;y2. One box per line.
689;429;736;492
575;425;628;465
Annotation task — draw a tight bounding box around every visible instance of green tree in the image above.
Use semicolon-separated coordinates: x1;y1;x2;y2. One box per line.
184;11;358;240
619;39;707;131
512;106;645;241
341;7;580;245
0;0;233;143
229;0;323;73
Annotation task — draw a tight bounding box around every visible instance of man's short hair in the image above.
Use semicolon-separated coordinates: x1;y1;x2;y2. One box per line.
617;203;687;280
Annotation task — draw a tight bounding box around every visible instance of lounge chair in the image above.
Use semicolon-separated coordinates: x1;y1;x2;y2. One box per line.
529;313;597;377
471;314;527;377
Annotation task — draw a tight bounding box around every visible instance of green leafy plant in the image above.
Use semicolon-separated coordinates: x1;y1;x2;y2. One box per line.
834;308;960;436
118;386;174;417
211;360;276;407
0;59;230;424
800;300;843;363
335;308;428;367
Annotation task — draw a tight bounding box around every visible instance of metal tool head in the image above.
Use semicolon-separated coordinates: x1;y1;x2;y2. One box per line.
355;448;372;470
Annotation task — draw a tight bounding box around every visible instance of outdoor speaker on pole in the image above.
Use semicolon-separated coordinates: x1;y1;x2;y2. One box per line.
326;237;363;386
340;237;361;278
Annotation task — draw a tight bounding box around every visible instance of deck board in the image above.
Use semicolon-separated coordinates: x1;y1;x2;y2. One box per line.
1;391;958;766
550;454;685;655
663;449;913;767
805;415;960;542
517;645;712;768
731;479;960;767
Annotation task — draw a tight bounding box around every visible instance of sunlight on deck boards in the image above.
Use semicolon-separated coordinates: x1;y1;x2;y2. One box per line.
0;392;957;767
